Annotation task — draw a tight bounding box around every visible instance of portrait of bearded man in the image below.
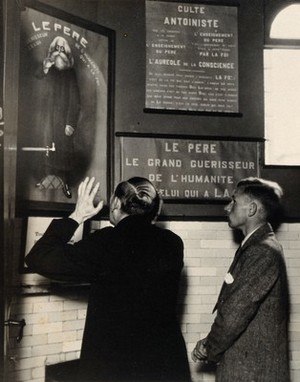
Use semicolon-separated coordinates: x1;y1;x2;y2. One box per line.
28;35;81;199
17;9;109;209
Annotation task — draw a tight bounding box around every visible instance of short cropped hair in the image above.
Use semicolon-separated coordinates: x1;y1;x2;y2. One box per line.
113;177;162;222
237;177;283;222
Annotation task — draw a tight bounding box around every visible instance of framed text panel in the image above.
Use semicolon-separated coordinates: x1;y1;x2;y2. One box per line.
121;136;260;201
145;0;239;114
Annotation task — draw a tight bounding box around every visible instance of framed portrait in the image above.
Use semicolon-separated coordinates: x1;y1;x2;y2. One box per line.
16;0;115;215
145;0;240;115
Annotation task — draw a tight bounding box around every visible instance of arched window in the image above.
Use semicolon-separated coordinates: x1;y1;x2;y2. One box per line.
264;4;300;165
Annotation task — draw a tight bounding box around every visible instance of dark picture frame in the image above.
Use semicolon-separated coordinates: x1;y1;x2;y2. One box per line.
16;0;115;216
145;0;240;115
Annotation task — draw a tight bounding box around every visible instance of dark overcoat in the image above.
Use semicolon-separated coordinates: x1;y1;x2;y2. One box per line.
206;223;290;382
25;215;191;382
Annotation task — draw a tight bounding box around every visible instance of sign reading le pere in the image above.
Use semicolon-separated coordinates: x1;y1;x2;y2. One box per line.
121;138;259;201
145;1;239;113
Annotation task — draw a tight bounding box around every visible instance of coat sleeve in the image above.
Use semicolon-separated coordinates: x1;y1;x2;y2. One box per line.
25;217;114;282
206;243;281;363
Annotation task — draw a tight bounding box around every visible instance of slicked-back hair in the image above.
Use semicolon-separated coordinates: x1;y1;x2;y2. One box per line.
237;177;283;223
113;177;162;222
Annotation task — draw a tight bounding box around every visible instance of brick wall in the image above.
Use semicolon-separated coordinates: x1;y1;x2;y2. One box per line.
7;221;300;382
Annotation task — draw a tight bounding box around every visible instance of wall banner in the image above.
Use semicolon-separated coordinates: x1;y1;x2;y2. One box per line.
121;137;259;201
145;1;239;113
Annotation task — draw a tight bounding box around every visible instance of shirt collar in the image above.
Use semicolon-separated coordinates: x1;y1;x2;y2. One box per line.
241;224;264;247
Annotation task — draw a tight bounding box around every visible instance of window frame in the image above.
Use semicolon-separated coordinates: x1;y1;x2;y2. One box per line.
263;2;300;168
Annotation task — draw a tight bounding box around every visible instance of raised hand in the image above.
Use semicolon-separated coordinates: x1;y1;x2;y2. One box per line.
69;177;104;224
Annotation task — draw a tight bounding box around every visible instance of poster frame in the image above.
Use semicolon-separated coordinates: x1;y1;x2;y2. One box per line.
16;0;115;217
144;0;240;116
116;132;263;213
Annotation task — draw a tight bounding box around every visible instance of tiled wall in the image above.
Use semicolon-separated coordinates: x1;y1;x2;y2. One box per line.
7;221;300;382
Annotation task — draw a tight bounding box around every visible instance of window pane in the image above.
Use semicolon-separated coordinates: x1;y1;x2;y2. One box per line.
270;5;300;39
264;49;300;165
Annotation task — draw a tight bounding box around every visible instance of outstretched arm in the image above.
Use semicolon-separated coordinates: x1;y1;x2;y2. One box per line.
25;177;105;280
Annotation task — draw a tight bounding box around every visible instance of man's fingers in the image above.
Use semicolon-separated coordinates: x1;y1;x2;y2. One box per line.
94;200;104;214
90;182;100;200
78;177;99;198
191;350;198;362
86;177;96;196
78;180;85;197
79;177;90;196
192;342;208;361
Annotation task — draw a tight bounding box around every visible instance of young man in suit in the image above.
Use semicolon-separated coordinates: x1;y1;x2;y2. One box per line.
192;177;290;382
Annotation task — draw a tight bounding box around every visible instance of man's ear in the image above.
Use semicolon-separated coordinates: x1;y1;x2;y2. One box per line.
248;201;258;217
111;196;121;211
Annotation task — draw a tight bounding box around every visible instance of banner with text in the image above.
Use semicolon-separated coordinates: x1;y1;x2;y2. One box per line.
145;1;239;113
121;137;259;200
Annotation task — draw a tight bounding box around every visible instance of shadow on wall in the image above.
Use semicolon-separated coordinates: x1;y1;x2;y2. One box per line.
177;267;188;322
195;360;217;376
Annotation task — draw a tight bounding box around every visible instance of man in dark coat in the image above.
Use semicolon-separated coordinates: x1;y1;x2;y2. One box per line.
25;177;191;382
192;177;290;382
38;36;80;198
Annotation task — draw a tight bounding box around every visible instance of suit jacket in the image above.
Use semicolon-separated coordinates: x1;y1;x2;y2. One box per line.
206;223;290;382
25;216;191;382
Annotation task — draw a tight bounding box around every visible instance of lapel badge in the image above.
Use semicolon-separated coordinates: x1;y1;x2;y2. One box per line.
224;272;234;284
